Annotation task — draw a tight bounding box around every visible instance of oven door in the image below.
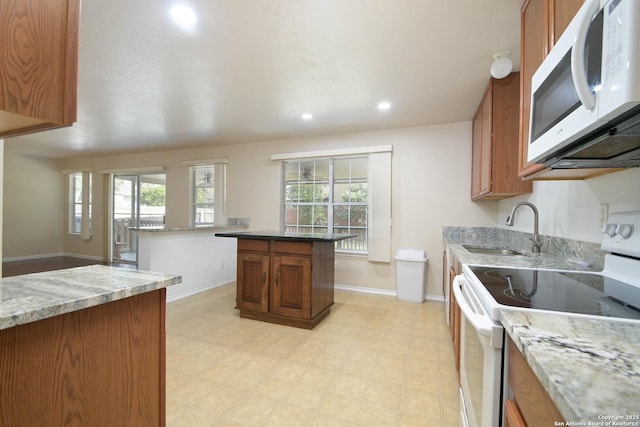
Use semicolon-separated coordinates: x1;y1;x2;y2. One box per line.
453;275;504;427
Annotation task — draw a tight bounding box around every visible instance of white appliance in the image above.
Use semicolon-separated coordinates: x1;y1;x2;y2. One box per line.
455;210;640;427
527;0;640;168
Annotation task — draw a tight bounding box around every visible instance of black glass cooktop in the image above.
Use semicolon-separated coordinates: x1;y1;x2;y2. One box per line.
469;266;640;321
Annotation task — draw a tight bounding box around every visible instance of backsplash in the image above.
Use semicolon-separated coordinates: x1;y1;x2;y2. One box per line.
442;226;607;271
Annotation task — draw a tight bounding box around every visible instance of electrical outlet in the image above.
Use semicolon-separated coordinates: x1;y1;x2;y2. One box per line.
600;203;609;227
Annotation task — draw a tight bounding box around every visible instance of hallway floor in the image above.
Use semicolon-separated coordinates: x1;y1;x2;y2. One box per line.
166;284;459;426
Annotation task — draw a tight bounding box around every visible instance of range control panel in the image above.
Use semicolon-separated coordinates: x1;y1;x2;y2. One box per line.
602;210;640;258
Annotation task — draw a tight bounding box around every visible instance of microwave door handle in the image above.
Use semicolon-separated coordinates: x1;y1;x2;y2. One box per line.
452;275;493;337
570;0;599;111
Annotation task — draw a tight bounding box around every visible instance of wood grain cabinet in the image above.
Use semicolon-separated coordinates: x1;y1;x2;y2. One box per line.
518;0;616;180
506;337;564;426
471;72;532;200
0;290;167;426
236;238;335;329
0;0;80;138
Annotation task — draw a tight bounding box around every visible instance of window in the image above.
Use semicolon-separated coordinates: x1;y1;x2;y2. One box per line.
68;172;92;237
191;163;226;226
283;157;368;252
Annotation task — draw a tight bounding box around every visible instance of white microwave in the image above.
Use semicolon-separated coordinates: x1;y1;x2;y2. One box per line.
528;0;640;168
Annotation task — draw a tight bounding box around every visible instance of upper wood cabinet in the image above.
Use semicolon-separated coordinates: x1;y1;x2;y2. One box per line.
0;0;80;138
472;72;532;200
518;0;617;180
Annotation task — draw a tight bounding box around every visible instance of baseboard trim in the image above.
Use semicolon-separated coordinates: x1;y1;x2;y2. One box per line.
166;279;235;303
2;253;65;263
335;284;444;302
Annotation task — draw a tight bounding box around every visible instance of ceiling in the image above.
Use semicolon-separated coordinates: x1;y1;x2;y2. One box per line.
5;0;522;159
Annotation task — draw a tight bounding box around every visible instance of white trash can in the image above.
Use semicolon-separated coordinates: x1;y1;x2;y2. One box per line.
395;249;428;303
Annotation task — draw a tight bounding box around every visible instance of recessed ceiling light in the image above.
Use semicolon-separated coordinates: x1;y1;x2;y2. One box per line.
170;3;198;32
301;113;313;120
377;101;391;111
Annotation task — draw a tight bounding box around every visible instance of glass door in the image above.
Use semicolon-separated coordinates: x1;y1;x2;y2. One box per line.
112;174;166;264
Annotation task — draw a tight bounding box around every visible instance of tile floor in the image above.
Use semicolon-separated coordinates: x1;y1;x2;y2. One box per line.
166;284;460;426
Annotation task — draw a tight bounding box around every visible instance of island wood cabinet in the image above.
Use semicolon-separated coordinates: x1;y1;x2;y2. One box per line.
0;290;167;426
518;0;618;180
0;0;80;138
236;238;334;329
505;336;563;427
471;72;532;200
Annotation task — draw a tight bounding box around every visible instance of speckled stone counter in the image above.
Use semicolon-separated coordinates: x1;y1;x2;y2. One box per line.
0;265;181;330
501;311;640;423
443;226;605;272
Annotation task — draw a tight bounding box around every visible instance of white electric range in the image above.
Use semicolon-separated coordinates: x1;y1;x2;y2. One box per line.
454;210;640;427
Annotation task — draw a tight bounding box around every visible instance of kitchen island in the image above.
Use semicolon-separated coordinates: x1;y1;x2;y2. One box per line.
0;265;181;426
216;231;355;329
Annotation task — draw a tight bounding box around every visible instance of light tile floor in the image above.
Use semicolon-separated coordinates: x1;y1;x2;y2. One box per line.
166;284;460;426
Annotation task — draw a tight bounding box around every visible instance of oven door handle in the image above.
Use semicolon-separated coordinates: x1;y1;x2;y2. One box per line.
452;275;494;338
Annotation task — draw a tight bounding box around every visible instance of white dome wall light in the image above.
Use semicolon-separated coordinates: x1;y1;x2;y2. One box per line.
490;51;513;79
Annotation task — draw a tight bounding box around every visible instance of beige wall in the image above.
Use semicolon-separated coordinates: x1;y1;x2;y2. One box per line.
5;123;638;297
59;122;497;296
497;168;640;244
2;150;64;260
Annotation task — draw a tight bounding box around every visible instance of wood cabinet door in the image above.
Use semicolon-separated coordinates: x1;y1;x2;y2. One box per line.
471;105;483;197
508;338;563;426
550;0;584;47
479;86;493;195
272;255;312;319
450;266;461;383
504;399;528;427
237;252;270;312
0;0;80;137
519;0;548;178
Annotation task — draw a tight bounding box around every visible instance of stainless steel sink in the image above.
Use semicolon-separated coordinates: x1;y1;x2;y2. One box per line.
462;244;528;256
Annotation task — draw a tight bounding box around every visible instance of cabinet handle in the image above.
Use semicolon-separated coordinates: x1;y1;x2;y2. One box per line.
262;271;266;284
275;272;279;286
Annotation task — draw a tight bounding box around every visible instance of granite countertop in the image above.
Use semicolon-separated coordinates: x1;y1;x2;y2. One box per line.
132;225;248;234
0;265;182;330
501;311;640;423
215;230;358;242
443;226;605;271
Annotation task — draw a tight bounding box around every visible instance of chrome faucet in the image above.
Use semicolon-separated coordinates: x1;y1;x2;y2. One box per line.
506;201;543;253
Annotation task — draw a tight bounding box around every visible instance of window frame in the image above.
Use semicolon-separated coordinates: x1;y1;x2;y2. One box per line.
187;161;227;227
68;171;92;237
282;156;368;254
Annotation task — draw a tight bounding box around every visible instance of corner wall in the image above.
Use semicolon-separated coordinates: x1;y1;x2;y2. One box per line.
2;150;64;260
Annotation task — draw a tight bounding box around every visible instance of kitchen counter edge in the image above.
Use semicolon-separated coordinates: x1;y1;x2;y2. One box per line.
0;265;182;331
500;310;640;422
215;230;357;242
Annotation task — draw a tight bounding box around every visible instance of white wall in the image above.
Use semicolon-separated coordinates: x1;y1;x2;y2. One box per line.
497;168;640;243
2;150;64;260
59;122;496;297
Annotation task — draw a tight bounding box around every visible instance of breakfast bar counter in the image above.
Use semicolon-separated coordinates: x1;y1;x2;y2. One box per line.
0;265;181;426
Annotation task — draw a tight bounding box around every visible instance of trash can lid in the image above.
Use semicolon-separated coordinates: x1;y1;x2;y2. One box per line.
394;249;428;262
